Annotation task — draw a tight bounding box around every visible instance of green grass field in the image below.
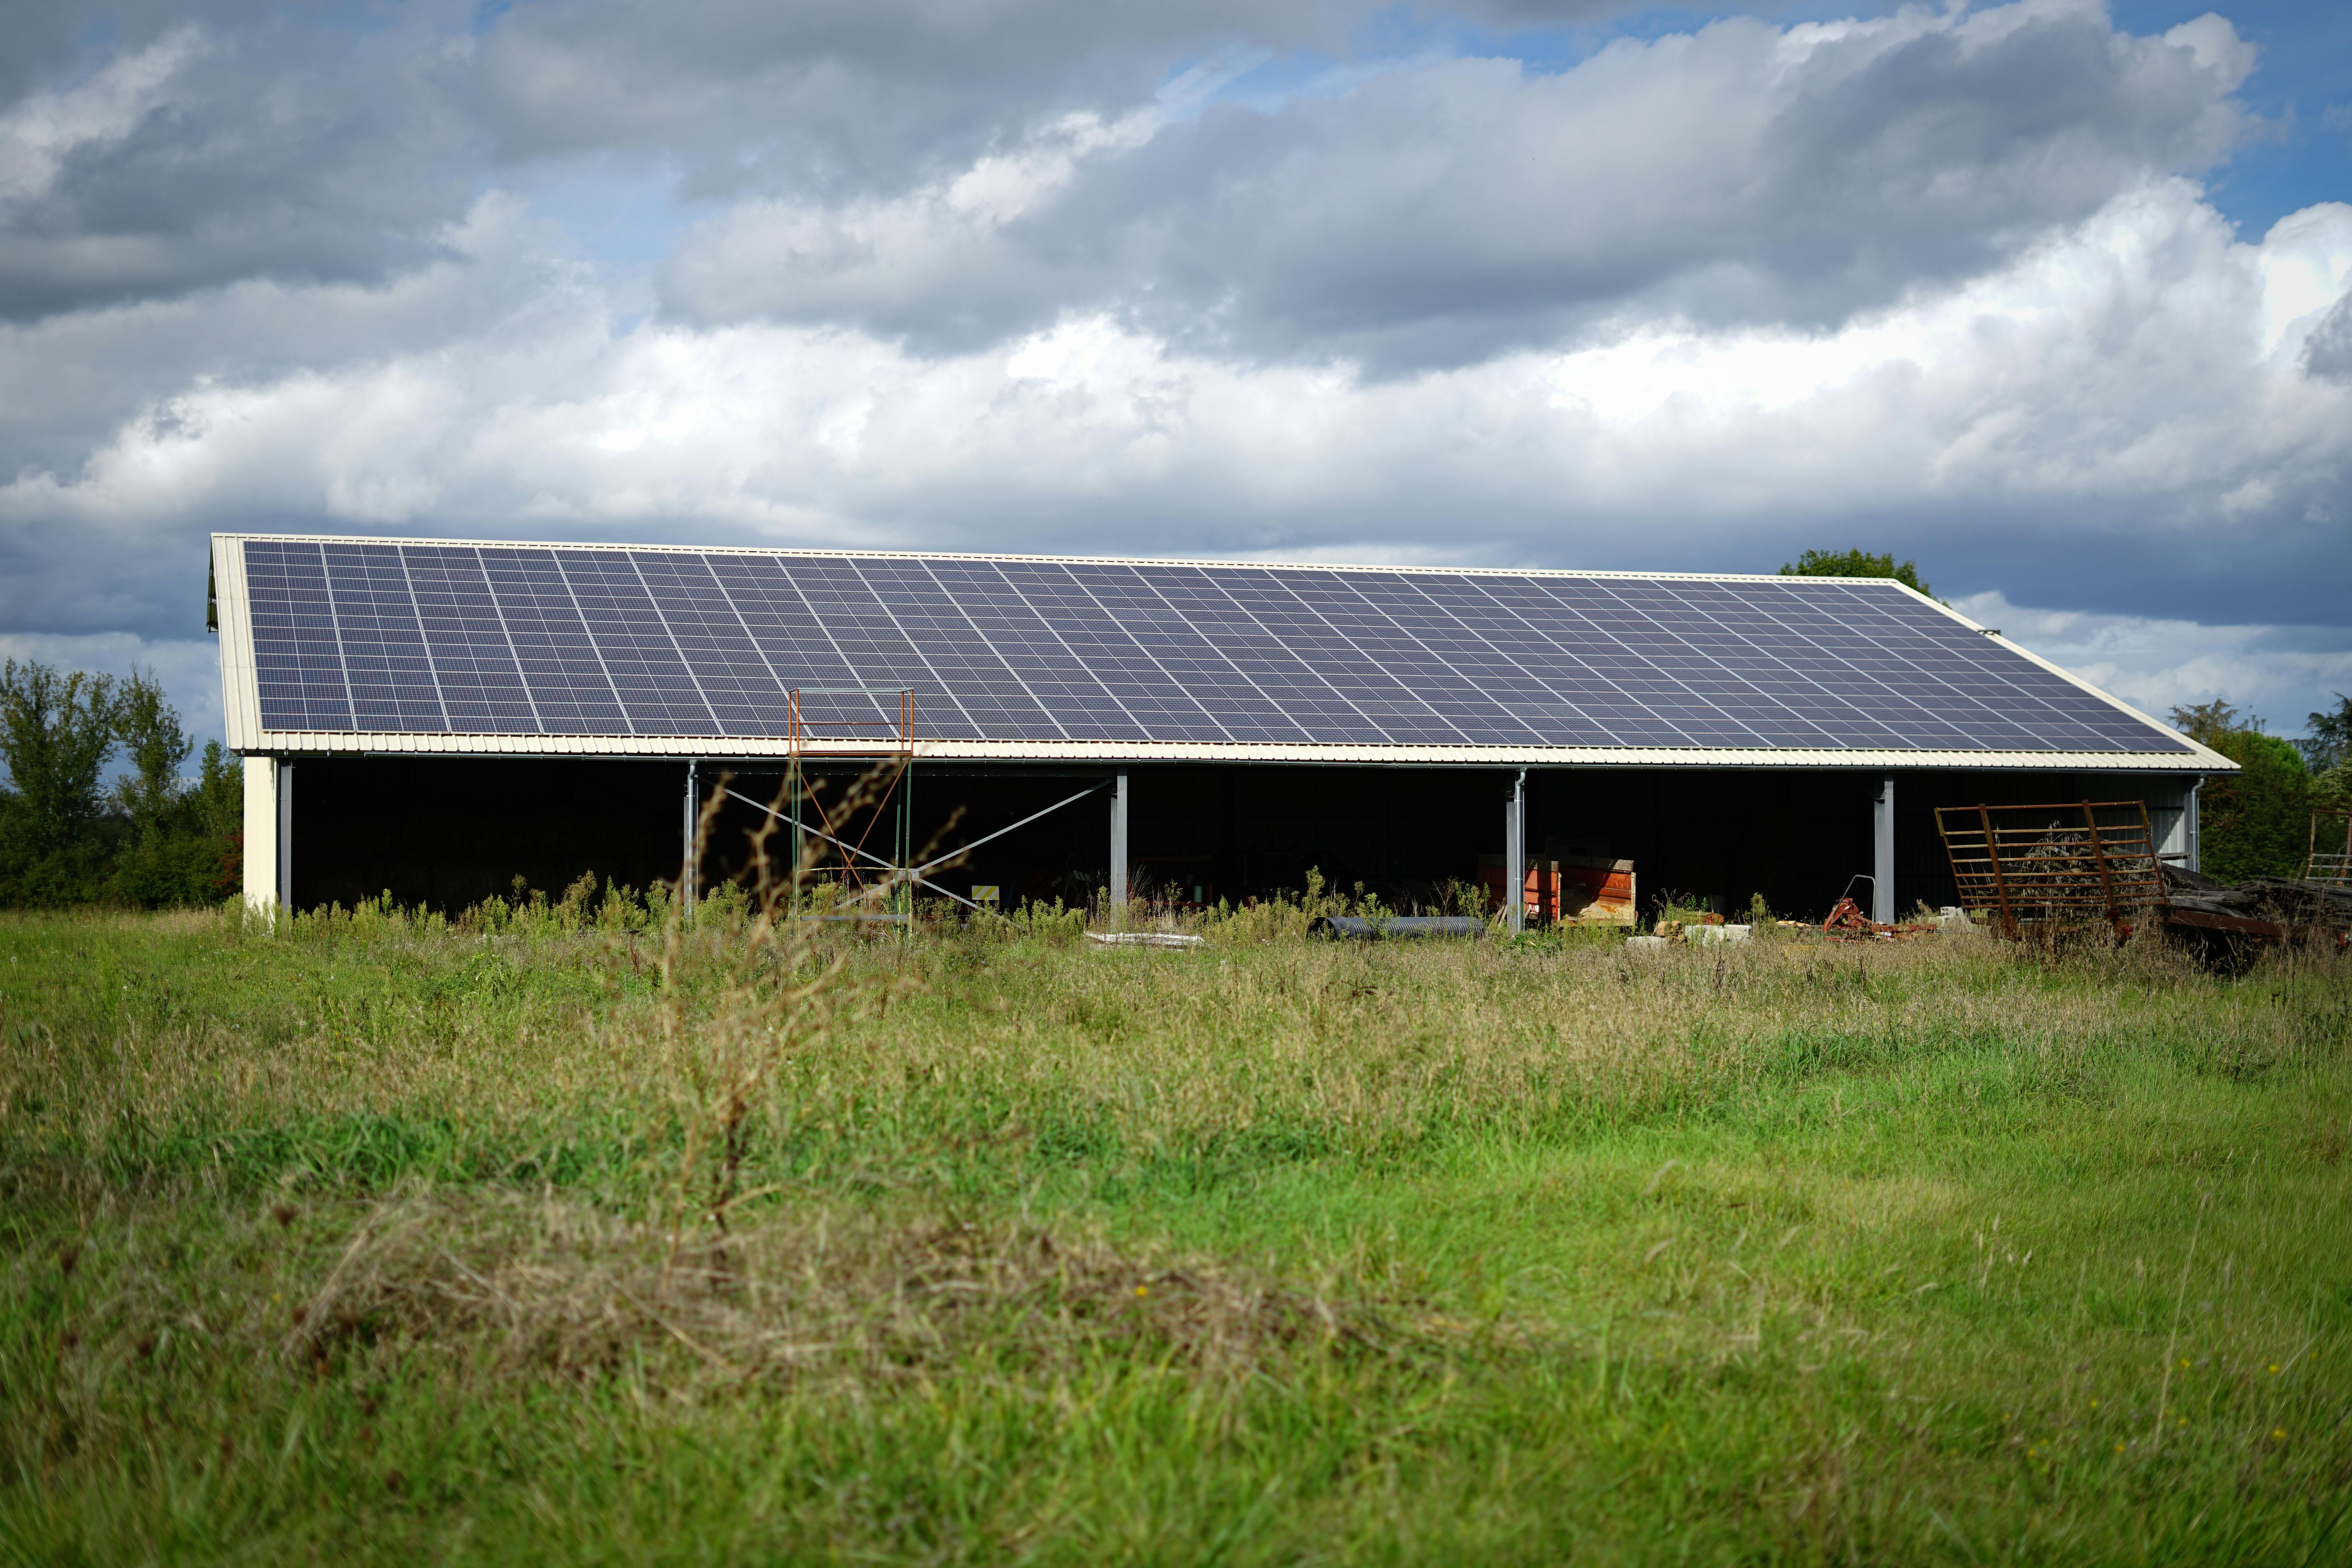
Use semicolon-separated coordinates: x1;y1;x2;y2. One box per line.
3;901;2348;1564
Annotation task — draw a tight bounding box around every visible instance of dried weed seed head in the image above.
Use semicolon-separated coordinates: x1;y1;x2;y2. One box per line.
649;760;977;1281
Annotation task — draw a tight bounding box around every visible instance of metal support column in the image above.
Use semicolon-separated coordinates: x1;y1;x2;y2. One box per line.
1872;773;1895;926
277;761;294;914
1504;768;1526;933
682;758;699;914
2185;777;2202;875
1109;768;1129;927
788;759;804;910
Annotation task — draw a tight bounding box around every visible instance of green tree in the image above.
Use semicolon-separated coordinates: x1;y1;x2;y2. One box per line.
2301;693;2351;773
2;658;243;908
0;660;123;903
1777;548;1934;600
1;659;120;847
189;741;244;841
112;666;191;831
2169;697;2239;749
2171;699;2310;883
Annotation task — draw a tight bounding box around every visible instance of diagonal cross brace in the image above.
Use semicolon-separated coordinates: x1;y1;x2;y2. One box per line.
722;788;980;911
905;780;1111;879
725;777;1113;914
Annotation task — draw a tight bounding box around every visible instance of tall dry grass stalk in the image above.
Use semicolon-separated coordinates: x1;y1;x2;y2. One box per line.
650;761;977;1281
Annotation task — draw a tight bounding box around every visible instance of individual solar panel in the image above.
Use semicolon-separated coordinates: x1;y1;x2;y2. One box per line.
559;550;714;735
405;545;538;732
323;541;445;733
632;551;791;737
234;539;2194;756
246;539;355;731
482;548;628;735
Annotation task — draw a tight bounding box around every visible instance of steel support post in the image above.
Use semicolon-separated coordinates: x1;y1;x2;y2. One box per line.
1109;768;1129;927
682;759;698;915
277;760;295;915
788;760;804;913
1504;768;1526;934
1872;773;1895;926
2185;777;2202;875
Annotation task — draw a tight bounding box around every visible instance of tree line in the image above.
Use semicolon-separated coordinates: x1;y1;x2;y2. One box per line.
0;659;242;907
2169;695;2352;883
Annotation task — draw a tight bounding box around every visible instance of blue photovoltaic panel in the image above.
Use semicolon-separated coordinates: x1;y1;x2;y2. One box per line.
246;540;354;732
480;548;626;734
324;541;445;733
237;539;2192;755
404;545;537;732
558;550;715;735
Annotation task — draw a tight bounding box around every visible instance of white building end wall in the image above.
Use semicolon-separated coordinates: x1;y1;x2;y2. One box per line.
242;756;278;916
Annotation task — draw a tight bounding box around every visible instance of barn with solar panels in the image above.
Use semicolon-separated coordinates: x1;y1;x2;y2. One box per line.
208;533;2229;927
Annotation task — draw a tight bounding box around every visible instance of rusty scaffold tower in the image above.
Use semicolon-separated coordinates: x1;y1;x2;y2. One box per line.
785;686;918;921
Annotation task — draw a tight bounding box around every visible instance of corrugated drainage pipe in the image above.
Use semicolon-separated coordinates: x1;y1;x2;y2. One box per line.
1310;916;1487;940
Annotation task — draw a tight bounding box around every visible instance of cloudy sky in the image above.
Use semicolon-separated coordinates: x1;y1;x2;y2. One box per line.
1;0;2347;752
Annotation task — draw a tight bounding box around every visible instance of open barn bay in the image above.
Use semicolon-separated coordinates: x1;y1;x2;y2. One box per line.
3;907;2348;1564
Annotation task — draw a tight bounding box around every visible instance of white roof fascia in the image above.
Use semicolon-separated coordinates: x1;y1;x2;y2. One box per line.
236;729;2218;771
213;534;263;751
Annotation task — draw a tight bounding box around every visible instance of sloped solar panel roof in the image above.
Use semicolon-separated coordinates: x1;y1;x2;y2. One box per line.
212;534;2208;768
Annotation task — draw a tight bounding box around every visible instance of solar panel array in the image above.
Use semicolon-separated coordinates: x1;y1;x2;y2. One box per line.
238;539;2187;753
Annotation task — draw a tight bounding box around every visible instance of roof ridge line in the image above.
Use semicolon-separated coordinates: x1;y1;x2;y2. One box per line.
214;532;1867;585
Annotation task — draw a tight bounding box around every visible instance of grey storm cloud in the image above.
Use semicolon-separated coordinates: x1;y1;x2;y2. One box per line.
660;4;2256;367
2306;289;2352;383
0;0;1636;326
0;10;477;321
469;0;1633;187
470;0;1328;185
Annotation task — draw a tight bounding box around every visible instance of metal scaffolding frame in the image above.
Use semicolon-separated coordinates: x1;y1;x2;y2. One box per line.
713;692;1122;922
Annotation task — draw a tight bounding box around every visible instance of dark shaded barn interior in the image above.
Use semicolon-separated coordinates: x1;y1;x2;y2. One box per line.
288;755;2198;921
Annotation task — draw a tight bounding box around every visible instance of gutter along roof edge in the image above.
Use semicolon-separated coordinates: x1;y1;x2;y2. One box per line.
236;731;2225;771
